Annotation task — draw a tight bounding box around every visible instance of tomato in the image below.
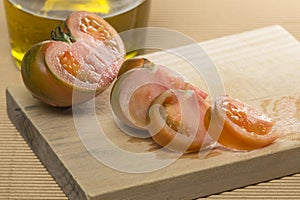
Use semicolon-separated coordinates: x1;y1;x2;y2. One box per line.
148;93;278;153
205;95;279;150
21;11;125;107
147;89;211;153
111;58;279;152
110;58;208;129
117;58;151;78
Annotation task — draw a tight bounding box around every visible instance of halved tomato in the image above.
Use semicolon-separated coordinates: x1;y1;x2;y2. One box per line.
205;95;279;150
21;11;125;107
147;89;211;153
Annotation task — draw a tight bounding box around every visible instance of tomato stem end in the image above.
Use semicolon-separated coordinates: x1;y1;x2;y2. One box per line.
51;22;76;44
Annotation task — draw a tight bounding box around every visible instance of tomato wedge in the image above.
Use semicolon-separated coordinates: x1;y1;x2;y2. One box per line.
205;95;279;150
21;11;125;107
147;89;211;153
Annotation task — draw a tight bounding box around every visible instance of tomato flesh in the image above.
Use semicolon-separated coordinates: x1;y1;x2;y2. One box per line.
110;60;208;130
59;51;81;77
129;84;167;127
149;94;279;152
80;16;109;41
206;95;279;150
164;97;181;132
147;89;211;153
21;11;125;107
110;58;279;152
222;97;273;135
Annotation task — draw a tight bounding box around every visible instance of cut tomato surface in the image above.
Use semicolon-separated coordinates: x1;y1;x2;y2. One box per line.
147;89;211;153
110;58;279;153
110;58;208;129
21;11;125;107
205;95;279;151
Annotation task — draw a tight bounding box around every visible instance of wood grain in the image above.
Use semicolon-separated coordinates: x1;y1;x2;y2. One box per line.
6;26;300;200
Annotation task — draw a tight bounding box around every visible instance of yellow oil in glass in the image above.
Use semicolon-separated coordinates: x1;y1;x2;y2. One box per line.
4;0;150;68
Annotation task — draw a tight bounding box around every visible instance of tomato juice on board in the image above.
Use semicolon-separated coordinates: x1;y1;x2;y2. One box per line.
4;0;150;68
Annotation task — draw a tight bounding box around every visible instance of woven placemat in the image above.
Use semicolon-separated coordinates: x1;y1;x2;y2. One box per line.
1;86;67;199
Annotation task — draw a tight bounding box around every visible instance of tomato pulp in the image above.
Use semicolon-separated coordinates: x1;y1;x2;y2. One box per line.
147;89;211;153
21;11;125;107
111;58;279;153
205;95;279;150
110;58;208;129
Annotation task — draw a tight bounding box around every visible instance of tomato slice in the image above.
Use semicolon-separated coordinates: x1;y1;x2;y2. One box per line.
147;89;211;153
205;95;279;150
110;60;208;130
21;11;125;107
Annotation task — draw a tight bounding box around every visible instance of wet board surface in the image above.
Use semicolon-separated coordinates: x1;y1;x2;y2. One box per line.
6;25;300;200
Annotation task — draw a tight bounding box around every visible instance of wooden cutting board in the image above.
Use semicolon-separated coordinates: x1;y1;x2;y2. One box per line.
6;25;300;200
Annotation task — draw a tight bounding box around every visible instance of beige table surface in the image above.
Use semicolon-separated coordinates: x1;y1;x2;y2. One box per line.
2;0;300;199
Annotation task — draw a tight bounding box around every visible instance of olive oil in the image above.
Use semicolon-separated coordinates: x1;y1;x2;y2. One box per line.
4;0;150;68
